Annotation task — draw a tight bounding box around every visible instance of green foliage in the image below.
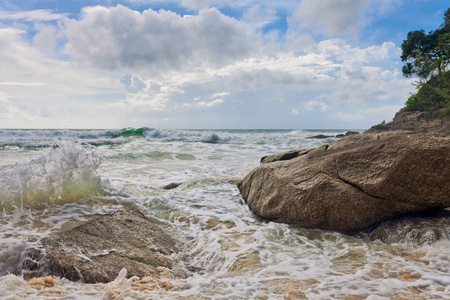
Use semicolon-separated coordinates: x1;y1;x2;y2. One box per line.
401;8;450;79
405;94;420;110
405;71;450;112
402;8;450;114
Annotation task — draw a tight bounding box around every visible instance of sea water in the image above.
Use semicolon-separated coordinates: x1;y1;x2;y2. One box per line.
0;128;449;299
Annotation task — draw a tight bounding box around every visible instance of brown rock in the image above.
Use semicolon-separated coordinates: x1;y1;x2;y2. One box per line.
345;131;360;136
23;211;179;283
238;132;450;231
367;107;450;137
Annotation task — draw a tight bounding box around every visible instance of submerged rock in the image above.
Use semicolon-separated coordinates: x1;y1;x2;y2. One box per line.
308;134;333;139
163;182;182;190
238;132;450;231
369;209;450;245
23;211;179;283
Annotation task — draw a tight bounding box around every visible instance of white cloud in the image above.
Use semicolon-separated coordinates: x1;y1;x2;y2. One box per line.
181;0;210;9
242;5;277;28
33;23;57;50
0;82;45;86
333;105;403;124
210;92;230;98
64;5;257;72
182;98;224;108
301;100;330;112
0;9;64;21
0;26;126;128
296;0;371;36
181;91;228;108
0;2;416;129
198;98;224;107
334;111;364;122
312;75;411;107
121;0;297;11
0;92;13;117
108;38;409;115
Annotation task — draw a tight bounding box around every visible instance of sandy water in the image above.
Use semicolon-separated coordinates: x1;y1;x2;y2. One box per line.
0;129;449;299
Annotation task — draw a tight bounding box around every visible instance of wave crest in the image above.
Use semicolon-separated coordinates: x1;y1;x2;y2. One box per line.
0;141;104;210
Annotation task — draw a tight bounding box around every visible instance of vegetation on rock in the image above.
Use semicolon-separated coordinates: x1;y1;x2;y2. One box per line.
401;8;450;115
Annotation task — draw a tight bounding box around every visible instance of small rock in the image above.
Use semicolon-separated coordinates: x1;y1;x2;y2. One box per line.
28;276;56;288
308;134;333;139
163;183;181;190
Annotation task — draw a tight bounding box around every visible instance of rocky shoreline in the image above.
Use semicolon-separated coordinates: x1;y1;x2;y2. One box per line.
238;108;450;231
19;107;450;284
367;107;450;137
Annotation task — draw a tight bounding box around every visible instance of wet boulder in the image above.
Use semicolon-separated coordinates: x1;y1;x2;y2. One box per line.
238;132;450;231
23;211;179;283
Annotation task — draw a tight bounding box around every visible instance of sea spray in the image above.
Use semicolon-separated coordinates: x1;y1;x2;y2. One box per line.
0;141;104;210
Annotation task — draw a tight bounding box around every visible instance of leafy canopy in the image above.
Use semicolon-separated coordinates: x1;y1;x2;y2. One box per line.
401;8;450;114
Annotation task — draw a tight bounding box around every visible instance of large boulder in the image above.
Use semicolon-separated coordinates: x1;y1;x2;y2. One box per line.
238;132;450;231
21;211;179;283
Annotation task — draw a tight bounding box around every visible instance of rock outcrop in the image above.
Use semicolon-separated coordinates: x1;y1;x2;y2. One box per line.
22;211;179;283
238;132;450;231
367;108;450;137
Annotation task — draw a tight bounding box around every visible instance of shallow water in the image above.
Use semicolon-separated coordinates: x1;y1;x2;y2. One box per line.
0;128;449;299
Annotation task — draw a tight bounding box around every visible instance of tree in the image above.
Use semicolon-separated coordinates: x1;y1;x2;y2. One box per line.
401;8;450;80
401;8;450;115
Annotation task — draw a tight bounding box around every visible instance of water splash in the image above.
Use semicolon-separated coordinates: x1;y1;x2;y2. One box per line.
0;141;104;210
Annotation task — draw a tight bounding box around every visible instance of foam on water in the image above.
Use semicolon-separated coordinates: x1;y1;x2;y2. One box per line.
0;129;130;148
0;129;449;299
141;128;344;148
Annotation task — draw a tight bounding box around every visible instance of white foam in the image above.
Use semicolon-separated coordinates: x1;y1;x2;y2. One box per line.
0;129;448;299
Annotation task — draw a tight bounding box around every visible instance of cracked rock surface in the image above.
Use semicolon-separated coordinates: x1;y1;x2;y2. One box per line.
237;131;450;231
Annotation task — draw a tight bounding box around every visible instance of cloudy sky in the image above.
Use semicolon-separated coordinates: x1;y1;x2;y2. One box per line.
0;0;446;129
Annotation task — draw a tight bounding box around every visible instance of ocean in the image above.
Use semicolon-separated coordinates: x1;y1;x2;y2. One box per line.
0;128;449;299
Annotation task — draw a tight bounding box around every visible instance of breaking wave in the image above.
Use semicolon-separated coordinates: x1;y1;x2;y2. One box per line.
0;141;105;210
114;127;153;138
0;128;354;149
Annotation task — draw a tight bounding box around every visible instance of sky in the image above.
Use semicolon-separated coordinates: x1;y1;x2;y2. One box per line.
0;0;447;129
